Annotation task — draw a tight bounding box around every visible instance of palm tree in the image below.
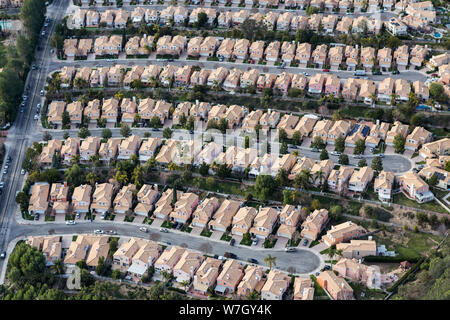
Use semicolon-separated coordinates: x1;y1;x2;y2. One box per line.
264;254;277;270
180;280;190;291
161;270;173;285
314;169;325;187
51;259;65;275
246;290;260;300
327;246;336;261
369;93;378;105
86;172;97;185
390;93;398;106
295;169;312;190
168;162;177;171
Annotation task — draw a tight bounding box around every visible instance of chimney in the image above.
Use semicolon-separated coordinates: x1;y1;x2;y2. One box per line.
376;119;380;125
368;236;372;241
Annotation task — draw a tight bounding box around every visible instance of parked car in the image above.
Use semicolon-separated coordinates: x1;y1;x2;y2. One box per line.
247;258;258;264
311;147;319;152
172;222;179;229
34;214;39;221
285;247;296;252
66;220;76;225
303;239;309;246
379;153;385;158
213;254;219;259
354;154;363;159
40;90;44;96
0;182;4;188
34;115;39;120
229;238;235;246
76;213;81;219
176;223;183;230
331;151;341;156
252;238;258;245
108;230;117;235
160;228;169;233
0;252;6;259
224;252;237;259
217;256;225;260
139;227;148;233
392;70;400;75
94;229;104;234
322;69;330;72
372;70;382;75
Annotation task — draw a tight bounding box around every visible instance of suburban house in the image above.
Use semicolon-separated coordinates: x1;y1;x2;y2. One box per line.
300;208;328;240
249;207;279;240
134;184;159;216
293;277;314;300
316;270;354;300
276;205;302;239
214;259;244;295
348;167;374;193
322;221;367;247
193;257;222;295
398;172;434;203
91;183;115;214
154;246;185;273
173;250;204;284
208;199;241;232
336;240;377;259
231;207;258;236
261;270;290;300
72;184;92;214
236;266;266;298
374;170;395;202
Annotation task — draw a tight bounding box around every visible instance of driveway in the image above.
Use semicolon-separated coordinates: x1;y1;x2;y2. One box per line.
274;237;289;249
55;213;66;222
210;230;222;241
152;218;164;228
310;242;328;253
134;215;145;224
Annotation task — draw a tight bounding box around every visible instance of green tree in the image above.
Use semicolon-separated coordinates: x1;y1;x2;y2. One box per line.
311;136;325;149
339;154;349;165
393;134;406;153
311;199;321;211
329;205;342;221
320;149;329;160
358;158;367;167
292;131;302;146
199;162;209;176
254;174;276;203
162;127;173;139
101;128;112;140
427;173;439;187
263;254;277;270
354;139;366;155
334;136;345;152
78;127;91;139
120;124;131;137
371;156;383;172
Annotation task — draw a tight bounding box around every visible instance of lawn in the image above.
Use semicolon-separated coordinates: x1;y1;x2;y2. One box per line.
287;238;301;247
45;215;55;222
200;229;212;237
124;215;135;222
220;233;232;242
349;281;386;300
143;217;154;225
310;275;329;299
181;225;192;233
72;235;78;241
263;238;277;248
393;193;447;214
240;237;252;246
161;220;173;229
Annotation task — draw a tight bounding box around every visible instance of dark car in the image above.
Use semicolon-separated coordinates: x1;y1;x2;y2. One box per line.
324;265;331;270
213;254;219;259
372;71;382;75
322;69;330;72
247;258;258;264
392;70;400;75
34;214;39;221
229;239;235;246
0;252;6;259
172;222;179;229
224;252;237;259
176;223;183;230
303;239;308;246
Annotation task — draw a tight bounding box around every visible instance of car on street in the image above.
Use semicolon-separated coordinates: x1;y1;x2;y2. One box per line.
34;115;39;120
20;107;24;113
40;90;44;96
32;64;37;70
379;153;385;158
324;265;331;270
66;220;76;225
311;147;319;152
229;238;235;246
0;182;4;188
217;256;225;260
176;223;183;230
370;147;374;153
0;252;6;259
252;238;258;245
139;227;148;233
172;222;179;229
322;69;330;72
21;169;26;175
108;230;117;235
392;70;400;75
285;247;296;252
94;229;104;234
160;228;169;233
101;213;106;219
76;213;81;219
354;154;363;159
224;252;237;259
3;168;7;174
41;31;46;36
330;151;341;156
247;258;258;264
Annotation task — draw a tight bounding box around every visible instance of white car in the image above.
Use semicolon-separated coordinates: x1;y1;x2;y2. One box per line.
139;227;148;233
21;169;26;175
94;229;104;234
159;228;169;233
0;182;4;188
66;220;76;225
34;115;39;120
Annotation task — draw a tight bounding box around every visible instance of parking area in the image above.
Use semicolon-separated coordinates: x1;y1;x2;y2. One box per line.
274;237;289;249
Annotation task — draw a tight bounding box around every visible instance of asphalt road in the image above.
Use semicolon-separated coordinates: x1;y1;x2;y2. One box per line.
51;56;428;83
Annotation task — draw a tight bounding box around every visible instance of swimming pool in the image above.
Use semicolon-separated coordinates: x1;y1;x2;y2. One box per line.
434;32;442;39
417;104;431;111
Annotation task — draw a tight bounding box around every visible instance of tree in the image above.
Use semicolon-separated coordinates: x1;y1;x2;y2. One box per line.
162;127;173;139
393;134;406;154
339;154;349;165
78;127;91;139
429;83;447;103
101;128;112;140
294;169;312;190
196;12;208;28
283;190;296;205
371;156;383;172
278;128;288;143
96;256;109;276
334;136;345;153
427;173;439;187
120;124;131;137
280;141;288;154
329;205;342;221
320;149;329;160
311;199;321;211
63;131;70;139
263;254;277;270
216;163;231;179
218;118;228;134
64;164;84;188
62;111;70;128
254;175;276;203
292;131;302;146
244;135;250;149
43;131;52;141
311;136;325;149
305;6;319;15
199;162;209;176
358;158;367;167
276;169;288;186
445;161;450;172
354;139;366;155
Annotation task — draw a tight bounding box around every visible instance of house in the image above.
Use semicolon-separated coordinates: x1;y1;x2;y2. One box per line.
72;184;92;214
119;98;137;123
195;142;223;166
259;110;280;130
277;114;299;139
174;65;192;87
190;69;211;87
261;270;290;300
223;69;243;92
333;258;381;289
64;235;108;267
336;240;377;259
276;205;302;239
322;221;367;246
137;98;156;120
191;197;220;228
187;37;203;57
141;65;161;85
113;184;136;214
412;81;429;100
256;74;277;91
134;184;159;216
215;259;244;295
250;41;265;62
291;15;308;31
48;101;66;125
419;166;450;190
301;209;328;241
173;250;204;284
378;47;392;71
336;16;353;34
207;67;229;87
307;13;323;31
208;199;241;232
293;278;314;300
377;77;395;103
28;183;50;215
327;120;351;145
312;119;333;142
159;65;177;87
263;11;279;30
66;101;83;124
237;266;266;298
311;159;334;186
274;72;292;95
394;45;409;68
154;246;186;273
249;207;279;239
193;257;222;294
170;192;199;224
324;74;341;96
139;137;162;162
89;67;108;87
217;39;235;59
242;110;263;134
231;207;257;236
200;37;220;57
328;46;343;68
295;43;312;65
348;167;374;193
316;270;354;300
394;78;411;101
289;156;315;180
277;12;294;31
386;121;409;146
153;188;182;220
410;45;428;68
50;182;69;214
91;183;114;214
374;170;395;202
308;73;326;94
127;240;162;280
398;172;434;203
328;166;354;193
405;126;432;151
270;154;297;176
265;41;281;62
387;17;408;36
291;74;307;91
419;138;450;159
112;237;141;272
360;47;376;69
312;44;327;68
217;11;233;28
233;39;250;60
99;138;121;162
39;139;63;166
101;97;119;123
118;135;141;160
61;137;80;165
26;236;62;266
